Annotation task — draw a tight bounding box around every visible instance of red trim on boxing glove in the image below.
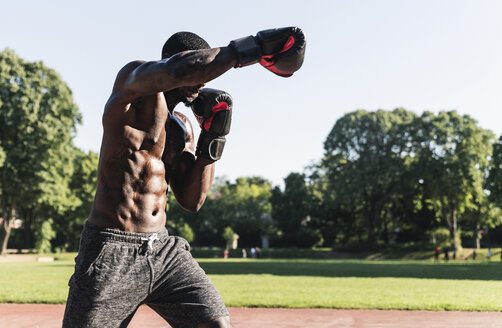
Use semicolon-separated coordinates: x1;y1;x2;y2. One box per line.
259;36;295;69
262;64;293;77
203;102;229;131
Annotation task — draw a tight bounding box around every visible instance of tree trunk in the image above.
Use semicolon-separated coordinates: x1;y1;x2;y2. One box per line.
367;202;380;246
474;223;481;249
383;219;389;245
342;213;354;245
441;199;451;230
24;207;34;249
451;207;457;251
367;214;376;246
0;218;12;256
0;205;16;256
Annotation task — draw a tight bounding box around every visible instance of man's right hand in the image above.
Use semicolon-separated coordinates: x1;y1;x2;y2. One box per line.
229;26;306;77
190;88;232;161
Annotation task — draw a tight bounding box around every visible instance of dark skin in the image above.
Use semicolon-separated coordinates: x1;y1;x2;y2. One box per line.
87;48;237;328
89;47;237;232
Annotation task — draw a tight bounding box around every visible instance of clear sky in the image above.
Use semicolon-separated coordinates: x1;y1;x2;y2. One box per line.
1;1;501;186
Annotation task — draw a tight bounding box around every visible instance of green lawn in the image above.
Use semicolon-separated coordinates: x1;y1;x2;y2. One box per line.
1;257;501;311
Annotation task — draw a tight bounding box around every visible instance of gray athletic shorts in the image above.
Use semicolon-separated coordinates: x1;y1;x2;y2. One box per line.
62;221;228;328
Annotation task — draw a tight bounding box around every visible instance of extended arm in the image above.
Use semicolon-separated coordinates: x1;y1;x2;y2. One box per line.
121;26;306;102
123;48;237;102
161;27;306;211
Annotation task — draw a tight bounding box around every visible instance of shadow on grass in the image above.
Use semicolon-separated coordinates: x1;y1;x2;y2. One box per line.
199;260;502;281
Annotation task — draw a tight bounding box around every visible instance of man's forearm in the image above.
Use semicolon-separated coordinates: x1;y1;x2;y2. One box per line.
170;154;215;213
166;47;237;87
124;48;237;98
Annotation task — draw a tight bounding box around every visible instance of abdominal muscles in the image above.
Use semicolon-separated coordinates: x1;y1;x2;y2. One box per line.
94;149;168;232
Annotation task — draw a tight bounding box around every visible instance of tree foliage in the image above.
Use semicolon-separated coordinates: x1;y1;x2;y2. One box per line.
321;109;417;246
0;49;81;254
2;47;500;252
162;109;499;250
271;172;323;247
412;111;494;250
166;177;273;247
317;108;495;249
35;218;56;254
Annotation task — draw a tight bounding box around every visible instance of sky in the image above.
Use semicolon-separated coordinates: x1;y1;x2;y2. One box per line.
1;1;501;187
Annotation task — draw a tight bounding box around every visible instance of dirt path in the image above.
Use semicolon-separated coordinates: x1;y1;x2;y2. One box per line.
1;304;502;328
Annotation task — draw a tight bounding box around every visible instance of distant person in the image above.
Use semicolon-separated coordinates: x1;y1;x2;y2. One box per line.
223;249;229;259
452;248;456;260
434;247;440;261
255;247;262;258
444;248;449;261
250;247;256;258
242;248;247;259
487;248;491;260
472;250;477;260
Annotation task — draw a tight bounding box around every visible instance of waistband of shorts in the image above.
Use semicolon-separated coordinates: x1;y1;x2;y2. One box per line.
82;220;169;245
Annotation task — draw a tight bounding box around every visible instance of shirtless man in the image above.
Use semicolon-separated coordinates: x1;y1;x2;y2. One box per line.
63;27;305;328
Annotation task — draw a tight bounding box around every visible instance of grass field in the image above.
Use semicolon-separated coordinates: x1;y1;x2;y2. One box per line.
1;256;501;311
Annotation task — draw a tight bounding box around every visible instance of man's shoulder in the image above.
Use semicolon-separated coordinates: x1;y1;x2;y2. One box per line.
104;61;148;111
113;60;146;89
119;60;146;75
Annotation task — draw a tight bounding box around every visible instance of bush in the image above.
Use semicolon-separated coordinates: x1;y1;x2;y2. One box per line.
430;227;461;249
296;227;324;248
178;223;194;243
35;219;56;254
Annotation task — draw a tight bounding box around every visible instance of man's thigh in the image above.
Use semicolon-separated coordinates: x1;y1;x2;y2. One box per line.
63;241;150;328
146;236;230;328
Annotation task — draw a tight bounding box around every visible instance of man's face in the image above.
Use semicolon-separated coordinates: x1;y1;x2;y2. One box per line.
179;84;205;106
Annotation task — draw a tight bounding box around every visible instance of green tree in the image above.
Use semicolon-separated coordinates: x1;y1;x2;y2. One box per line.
165;191;200;243
222;226;235;249
0;145;5;167
412;111;494;251
0;49;81;255
211;177;273;246
178;223;194;243
486;135;502;206
35;218;56;254
322;109;417;246
430;227;453;249
51;148;99;251
165;176;273;247
189;177;272;247
271;172;322;248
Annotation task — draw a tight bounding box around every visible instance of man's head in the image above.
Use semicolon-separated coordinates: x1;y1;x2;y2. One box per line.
162;32;210;107
161;32;210;59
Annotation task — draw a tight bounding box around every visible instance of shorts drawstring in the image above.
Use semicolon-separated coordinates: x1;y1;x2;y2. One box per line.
141;233;159;294
141;233;159;250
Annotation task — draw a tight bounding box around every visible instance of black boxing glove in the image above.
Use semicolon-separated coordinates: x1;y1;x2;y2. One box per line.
190;88;232;161
165;113;188;155
228;26;306;77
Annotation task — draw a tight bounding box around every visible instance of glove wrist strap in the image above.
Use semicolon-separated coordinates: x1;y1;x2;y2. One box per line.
229;36;262;68
197;132;226;161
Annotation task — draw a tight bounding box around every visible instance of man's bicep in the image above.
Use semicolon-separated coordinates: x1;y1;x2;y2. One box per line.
122;54;192;99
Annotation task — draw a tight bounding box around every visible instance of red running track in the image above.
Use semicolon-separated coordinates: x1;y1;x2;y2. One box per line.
1;304;502;328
